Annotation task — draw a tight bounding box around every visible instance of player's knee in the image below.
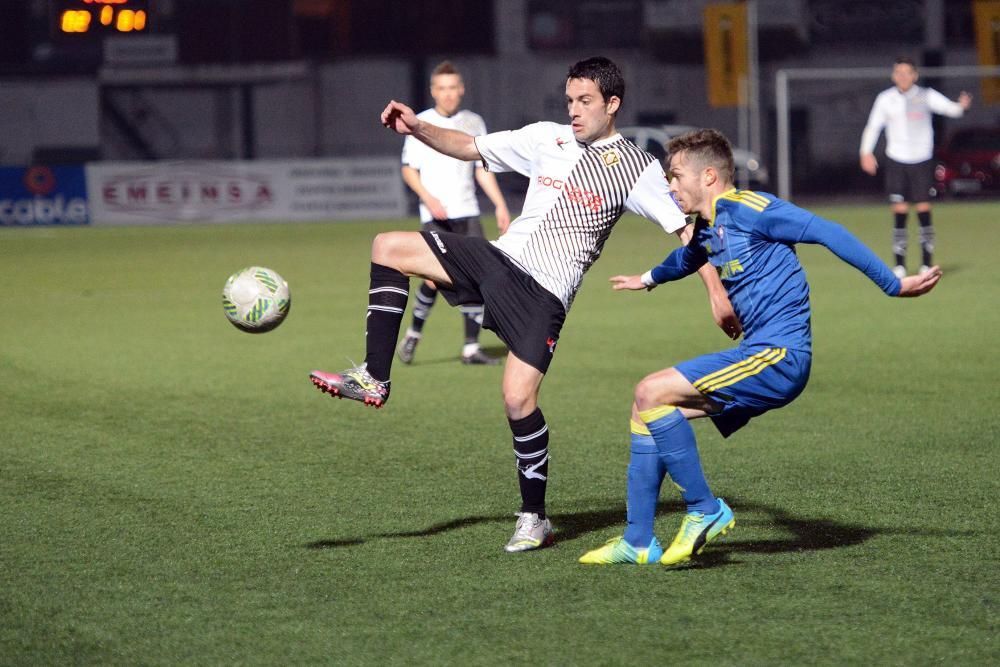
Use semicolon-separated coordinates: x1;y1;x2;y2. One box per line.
371;233;390;264
502;388;536;419
371;233;398;265
634;376;662;410
634;372;679;410
371;232;413;266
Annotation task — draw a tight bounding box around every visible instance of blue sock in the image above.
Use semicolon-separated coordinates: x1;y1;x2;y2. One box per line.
640;406;719;516
622;420;665;548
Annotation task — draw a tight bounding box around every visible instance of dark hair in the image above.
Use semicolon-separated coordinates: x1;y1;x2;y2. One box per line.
667;129;735;184
894;56;917;69
566;56;625;106
432;60;461;78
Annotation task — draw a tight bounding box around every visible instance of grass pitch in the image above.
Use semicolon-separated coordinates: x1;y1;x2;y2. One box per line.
2;201;998;665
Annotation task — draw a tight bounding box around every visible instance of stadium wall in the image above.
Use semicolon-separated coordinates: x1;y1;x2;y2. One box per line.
0;45;991;196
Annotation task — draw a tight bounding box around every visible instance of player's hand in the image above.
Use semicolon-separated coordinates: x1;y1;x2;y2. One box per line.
860;153;878;176
609;274;649;291
959;91;973;110
897;265;942;297
495;205;511;235
381;100;419;135
711;294;742;340
425;197;448;220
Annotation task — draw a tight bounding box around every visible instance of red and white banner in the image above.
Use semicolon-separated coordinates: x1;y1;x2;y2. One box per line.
86;158;406;225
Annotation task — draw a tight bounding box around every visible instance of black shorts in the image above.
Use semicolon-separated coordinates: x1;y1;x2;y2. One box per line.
423;216;485;239
420;230;566;374
885;158;933;204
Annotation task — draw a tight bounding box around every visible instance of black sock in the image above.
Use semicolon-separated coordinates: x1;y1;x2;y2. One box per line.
893;212;908;267
410;283;437;334
917;210;934;266
509;408;549;517
460;305;484;344
364;263;409;381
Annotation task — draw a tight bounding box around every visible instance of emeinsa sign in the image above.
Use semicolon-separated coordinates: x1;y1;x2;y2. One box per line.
86;159;406;225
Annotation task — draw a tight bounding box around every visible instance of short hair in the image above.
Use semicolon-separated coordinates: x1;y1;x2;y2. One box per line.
894;56;917;69
566;56;625;106
431;60;461;79
667;129;735;184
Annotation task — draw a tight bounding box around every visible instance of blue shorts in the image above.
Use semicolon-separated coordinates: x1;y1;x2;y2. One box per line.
675;345;812;438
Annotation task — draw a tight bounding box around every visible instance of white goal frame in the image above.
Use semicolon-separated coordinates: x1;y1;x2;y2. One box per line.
775;65;1000;200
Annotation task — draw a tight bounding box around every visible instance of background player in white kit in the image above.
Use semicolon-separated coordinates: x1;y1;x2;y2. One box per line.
309;57;738;553
397;61;510;366
860;56;971;278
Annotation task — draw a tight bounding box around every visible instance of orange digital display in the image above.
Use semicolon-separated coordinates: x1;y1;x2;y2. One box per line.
57;0;148;35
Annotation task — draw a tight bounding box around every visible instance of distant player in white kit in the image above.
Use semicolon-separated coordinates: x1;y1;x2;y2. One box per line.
309;57;738;553
860;56;971;278
397;61;510;366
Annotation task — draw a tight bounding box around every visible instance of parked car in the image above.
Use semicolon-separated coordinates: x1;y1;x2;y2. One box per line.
933;127;1000;196
618;125;770;188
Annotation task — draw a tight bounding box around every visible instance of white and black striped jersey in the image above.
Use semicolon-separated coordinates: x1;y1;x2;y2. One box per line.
475;121;687;310
860;85;965;164
402;108;487;223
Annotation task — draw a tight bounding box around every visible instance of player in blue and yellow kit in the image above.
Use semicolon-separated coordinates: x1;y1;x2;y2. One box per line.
580;129;942;566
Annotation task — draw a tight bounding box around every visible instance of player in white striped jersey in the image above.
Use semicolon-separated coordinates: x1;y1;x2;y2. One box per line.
310;57;739;553
397;61;510;366
860;57;971;278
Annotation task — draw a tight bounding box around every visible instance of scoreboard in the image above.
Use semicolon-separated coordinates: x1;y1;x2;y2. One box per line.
55;0;149;36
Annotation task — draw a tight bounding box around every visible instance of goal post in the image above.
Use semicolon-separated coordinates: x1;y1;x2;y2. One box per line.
775;65;1000;200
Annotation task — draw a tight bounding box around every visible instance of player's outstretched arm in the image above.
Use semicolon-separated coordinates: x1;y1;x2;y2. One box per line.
381;100;419;134
609;274;648;291
381;100;481;162
897;266;942;297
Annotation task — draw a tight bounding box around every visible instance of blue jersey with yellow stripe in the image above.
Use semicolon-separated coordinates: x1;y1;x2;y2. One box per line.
650;189;901;352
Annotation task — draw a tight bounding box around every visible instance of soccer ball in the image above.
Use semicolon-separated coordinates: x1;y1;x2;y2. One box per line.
222;266;291;333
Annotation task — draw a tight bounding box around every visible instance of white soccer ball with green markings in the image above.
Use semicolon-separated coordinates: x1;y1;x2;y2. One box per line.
222;266;291;333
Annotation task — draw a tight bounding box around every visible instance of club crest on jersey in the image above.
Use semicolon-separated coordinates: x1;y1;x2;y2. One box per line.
601;150;621;167
556;137;569;150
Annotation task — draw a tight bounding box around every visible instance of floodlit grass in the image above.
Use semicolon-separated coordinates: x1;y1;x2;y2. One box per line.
1;202;998;665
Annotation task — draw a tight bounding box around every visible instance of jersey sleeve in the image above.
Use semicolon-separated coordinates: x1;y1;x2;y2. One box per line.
649;246;707;284
860;92;888;155
624;161;688;234
474;122;545;176
926;88;966;118
757;200;901;296
401;135;423;169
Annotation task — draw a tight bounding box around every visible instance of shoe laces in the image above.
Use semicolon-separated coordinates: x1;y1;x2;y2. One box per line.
343;359;386;392
513;512;540;538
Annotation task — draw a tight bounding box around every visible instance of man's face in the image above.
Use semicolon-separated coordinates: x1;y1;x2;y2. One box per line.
430;73;464;116
565;77;619;144
891;63;918;92
667;151;707;216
